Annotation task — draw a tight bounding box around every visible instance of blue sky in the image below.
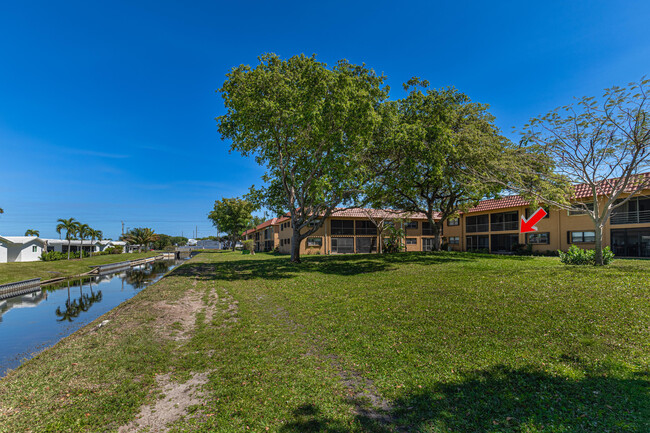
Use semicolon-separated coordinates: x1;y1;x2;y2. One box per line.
1;1;648;239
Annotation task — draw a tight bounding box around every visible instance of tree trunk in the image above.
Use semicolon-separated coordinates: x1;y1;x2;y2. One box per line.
67;239;71;260
231;235;236;251
80;239;83;259
290;229;301;263
594;222;604;266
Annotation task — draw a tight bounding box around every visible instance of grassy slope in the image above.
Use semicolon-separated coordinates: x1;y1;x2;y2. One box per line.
0;252;159;285
0;251;648;432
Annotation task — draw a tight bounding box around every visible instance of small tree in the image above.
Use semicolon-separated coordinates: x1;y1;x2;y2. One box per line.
25;229;39;237
218;54;387;263
208;197;256;251
483;79;650;265
56;218;78;260
77;223;91;259
124;228;158;252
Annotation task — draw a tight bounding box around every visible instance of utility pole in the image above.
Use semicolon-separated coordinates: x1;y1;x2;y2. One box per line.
121;221;125;236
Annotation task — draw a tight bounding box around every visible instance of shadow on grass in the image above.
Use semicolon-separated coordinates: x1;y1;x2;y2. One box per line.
281;365;649;433
170;252;496;282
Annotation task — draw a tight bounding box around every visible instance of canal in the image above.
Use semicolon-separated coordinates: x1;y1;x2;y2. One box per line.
0;259;184;377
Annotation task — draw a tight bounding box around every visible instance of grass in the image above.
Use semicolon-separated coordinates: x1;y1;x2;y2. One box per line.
0;252;159;285
0;251;648;432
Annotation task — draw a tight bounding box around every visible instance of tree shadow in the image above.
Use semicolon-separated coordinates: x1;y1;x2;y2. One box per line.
391;365;649;432
170;252;481;282
280;365;648;432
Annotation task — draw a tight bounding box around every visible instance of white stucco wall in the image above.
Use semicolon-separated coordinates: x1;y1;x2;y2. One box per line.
17;240;43;262
0;244;7;263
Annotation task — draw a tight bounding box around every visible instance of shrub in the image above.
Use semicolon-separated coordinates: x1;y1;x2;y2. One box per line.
243;240;254;254
558;245;614;265
512;243;533;255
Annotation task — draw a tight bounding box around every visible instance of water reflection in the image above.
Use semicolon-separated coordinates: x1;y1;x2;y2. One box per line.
0;259;184;377
54;280;103;323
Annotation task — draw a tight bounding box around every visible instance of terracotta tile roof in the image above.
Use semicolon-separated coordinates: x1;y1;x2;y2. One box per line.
466;196;531;213
465;172;650;214
330;207;438;220
242;228;255;236
255;217;279;231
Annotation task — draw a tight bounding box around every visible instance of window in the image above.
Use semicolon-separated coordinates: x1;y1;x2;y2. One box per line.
308;219;321;227
405;221;418;229
405;238;417;245
490;211;519;231
611;197;650;224
466;235;489;251
527;232;549;244
307;237;322;247
356;237;377;253
448;236;459;244
331;220;354;235
422;238;435;251
32;246;38;252
466;215;489;233
569;202;594;216
525;206;550;219
422;222;435;235
331;237;354;254
355;220;377;235
448;218;459;226
569;231;596;243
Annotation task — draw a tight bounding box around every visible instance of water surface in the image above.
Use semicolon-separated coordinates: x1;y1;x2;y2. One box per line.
0;259;183;377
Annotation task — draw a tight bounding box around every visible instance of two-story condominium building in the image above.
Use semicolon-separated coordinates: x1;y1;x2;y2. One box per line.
242;177;649;258
276;208;443;255
443;183;650;257
241;218;281;252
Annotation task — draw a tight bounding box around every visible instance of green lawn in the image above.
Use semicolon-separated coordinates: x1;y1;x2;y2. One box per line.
0;252;159;285
0;251;648;432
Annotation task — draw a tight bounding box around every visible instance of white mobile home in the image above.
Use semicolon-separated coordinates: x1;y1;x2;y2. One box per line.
0;236;46;263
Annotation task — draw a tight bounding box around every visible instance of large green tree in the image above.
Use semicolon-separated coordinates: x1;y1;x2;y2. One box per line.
217;54;387;262
56;218;78;260
367;81;507;251
208;197;256;251
481;79;650;265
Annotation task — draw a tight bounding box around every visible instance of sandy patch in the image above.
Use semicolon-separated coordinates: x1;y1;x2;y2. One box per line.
117;372;209;433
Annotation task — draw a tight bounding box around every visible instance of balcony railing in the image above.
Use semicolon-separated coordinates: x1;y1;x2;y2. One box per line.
490;221;519;232
466;223;489;233
611;210;650;225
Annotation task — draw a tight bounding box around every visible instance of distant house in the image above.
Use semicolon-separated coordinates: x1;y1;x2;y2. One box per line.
196;239;223;249
0;236;46;263
44;239;102;254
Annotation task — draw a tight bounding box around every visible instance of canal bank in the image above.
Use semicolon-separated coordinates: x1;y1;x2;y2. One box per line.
0;252;160;286
0;258;186;376
0;251;224;432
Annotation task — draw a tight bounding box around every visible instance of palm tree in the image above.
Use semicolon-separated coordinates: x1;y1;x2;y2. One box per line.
77;223;91;259
24;229;40;237
124;227;158;252
56;218;78;260
89;228;103;256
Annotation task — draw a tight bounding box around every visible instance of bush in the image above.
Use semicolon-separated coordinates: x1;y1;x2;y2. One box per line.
39;250;90;261
558;245;614;266
243;240;254;254
512;243;533;255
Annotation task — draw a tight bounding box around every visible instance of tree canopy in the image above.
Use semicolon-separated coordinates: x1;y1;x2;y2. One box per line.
217;53;387;262
366;81;507;250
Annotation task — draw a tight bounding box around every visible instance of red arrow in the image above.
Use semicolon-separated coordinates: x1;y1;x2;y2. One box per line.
520;207;548;233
